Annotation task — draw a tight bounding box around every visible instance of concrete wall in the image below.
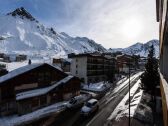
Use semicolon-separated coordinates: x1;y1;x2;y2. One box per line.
70;57;87;83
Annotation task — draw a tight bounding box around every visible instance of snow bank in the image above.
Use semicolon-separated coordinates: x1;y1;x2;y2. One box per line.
113;72;143;94
116;76;127;86
107;79;143;122
82;81;111;92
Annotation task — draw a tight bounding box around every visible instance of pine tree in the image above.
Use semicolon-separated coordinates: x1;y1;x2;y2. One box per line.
140;45;160;125
140;45;159;92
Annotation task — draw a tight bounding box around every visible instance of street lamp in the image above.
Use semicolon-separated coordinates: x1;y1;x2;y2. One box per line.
128;59;131;126
117;58;131;126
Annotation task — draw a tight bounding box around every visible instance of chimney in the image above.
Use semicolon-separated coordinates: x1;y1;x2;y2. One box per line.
28;59;31;65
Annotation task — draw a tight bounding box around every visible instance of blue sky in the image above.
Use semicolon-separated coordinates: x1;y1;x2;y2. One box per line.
0;0;159;48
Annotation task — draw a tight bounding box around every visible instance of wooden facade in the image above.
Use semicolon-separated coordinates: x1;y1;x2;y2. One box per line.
52;58;70;72
156;0;168;126
116;54;135;74
0;63;80;116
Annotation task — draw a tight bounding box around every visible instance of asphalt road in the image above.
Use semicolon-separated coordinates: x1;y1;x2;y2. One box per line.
52;72;141;126
86;77;140;126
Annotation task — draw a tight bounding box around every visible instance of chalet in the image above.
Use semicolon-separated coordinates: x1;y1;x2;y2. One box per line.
3;55;11;62
52;58;71;72
0;53;5;58
15;54;27;62
68;53;116;84
116;54;135;74
0;63;80;115
138;57;147;70
0;64;8;77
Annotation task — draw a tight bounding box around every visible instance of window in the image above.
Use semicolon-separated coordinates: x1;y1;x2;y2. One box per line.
31;98;39;108
44;72;50;81
0;103;8;112
76;59;78;62
86;102;92;107
38;72;44;82
76;64;78;68
38;72;51;83
76;70;78;74
40;96;47;106
92;102;97;106
1;87;14;100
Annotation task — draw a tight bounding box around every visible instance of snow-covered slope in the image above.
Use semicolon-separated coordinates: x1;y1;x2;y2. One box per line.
0;7;106;58
109;40;159;57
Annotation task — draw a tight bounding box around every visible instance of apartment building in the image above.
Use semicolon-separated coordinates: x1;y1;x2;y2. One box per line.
116;54;135;74
68;53;115;84
52;58;71;72
156;0;168;126
0;63;80;116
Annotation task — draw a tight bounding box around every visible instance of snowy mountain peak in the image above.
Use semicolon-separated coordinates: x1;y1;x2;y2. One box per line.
109;39;159;57
7;7;36;21
0;10;106;59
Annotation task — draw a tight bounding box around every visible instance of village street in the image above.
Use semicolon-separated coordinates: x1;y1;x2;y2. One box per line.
52;72;142;126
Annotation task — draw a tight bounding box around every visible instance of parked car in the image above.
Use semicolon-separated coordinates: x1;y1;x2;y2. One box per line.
80;99;99;116
67;95;86;109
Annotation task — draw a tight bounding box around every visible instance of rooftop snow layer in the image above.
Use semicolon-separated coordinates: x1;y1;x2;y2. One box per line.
0;101;68;126
16;75;74;100
0;63;63;84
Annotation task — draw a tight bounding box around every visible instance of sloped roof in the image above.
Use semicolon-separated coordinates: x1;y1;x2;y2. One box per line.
16;75;74;100
0;63;63;84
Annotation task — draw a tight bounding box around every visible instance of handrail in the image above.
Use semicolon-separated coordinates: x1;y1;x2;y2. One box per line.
160;72;168;126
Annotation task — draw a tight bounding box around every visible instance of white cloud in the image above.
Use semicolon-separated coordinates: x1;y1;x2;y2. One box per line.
47;0;159;48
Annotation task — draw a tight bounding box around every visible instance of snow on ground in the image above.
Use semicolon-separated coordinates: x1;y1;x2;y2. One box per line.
0;59;51;72
81;81;111;92
81;72;142;94
0;12;106;58
113;72;143;94
0;101;68;126
116;76;127;86
107;79;143;122
0;94;89;126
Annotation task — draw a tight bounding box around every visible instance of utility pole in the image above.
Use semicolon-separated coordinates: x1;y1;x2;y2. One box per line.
128;58;131;126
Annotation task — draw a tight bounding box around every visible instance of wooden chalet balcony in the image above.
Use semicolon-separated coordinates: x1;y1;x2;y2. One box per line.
160;72;168;126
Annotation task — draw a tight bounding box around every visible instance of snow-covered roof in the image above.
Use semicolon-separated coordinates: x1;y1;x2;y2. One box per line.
88;99;98;103
0;63;41;84
16;75;74;100
0;63;63;84
0;101;68;126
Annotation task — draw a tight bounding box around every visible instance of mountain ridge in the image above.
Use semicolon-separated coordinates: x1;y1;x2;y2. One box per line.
0;7;106;59
108;39;159;57
0;7;159;58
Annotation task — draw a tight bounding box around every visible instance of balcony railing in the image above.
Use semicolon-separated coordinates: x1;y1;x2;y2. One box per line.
160;72;168;126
